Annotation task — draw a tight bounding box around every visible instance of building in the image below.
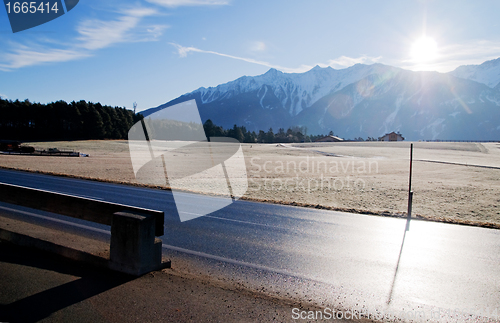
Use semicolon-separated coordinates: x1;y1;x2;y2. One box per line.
315;135;344;142
379;132;404;141
0;140;35;153
0;140;21;152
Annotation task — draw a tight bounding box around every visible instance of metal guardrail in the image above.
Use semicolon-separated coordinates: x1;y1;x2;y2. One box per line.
0;182;167;275
0;182;164;236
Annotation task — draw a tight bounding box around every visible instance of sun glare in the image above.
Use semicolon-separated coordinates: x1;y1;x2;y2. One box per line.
410;36;438;63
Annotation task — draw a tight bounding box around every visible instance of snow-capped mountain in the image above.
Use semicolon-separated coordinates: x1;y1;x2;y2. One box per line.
144;59;500;141
195;64;401;117
449;57;500;88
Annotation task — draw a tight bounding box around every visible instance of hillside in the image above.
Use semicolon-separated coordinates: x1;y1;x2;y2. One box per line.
144;59;500;141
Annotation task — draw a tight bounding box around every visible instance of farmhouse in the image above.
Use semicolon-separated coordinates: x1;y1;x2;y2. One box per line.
315;135;344;142
379;132;404;141
0;140;21;152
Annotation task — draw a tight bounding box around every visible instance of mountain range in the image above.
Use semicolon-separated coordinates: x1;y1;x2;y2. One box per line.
144;58;500;141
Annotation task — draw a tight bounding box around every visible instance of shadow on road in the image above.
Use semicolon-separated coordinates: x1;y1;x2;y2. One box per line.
0;242;133;323
386;217;410;305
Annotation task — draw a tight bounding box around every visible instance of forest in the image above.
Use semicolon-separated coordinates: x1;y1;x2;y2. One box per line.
0;98;334;143
0;98;142;141
202;119;329;143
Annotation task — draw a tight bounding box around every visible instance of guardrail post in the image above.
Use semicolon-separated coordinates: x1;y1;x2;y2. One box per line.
109;212;163;276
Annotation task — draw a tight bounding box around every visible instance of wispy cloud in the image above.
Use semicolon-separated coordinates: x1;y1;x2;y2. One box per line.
146;0;229;7
77;16;142;50
0;7;165;70
249;41;267;52
170;43;312;73
0;45;90;71
146;25;169;39
0;93;8;99
326;55;382;69
76;7;161;50
400;40;500;72
170;43;391;73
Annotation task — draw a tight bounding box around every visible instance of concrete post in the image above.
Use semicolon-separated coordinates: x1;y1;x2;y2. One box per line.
109;212;163;276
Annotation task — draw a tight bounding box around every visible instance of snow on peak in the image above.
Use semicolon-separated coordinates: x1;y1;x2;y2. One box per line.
193;64;397;116
264;68;282;75
449;57;500;88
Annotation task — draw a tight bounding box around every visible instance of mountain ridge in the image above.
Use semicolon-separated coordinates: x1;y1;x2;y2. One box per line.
144;58;500;141
450;57;500;88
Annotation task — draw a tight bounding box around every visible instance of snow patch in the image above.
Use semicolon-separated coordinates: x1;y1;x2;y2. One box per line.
258;85;268;109
423;118;445;140
449;57;500;88
485;95;500;106
383;96;403;130
192;64;401;117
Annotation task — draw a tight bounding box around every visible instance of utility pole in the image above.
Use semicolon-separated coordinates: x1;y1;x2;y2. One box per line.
406;143;413;231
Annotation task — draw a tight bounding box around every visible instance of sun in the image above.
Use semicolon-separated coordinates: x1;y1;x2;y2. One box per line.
410;36;438;63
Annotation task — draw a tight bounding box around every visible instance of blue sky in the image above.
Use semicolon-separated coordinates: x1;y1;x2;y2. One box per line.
1;0;500;112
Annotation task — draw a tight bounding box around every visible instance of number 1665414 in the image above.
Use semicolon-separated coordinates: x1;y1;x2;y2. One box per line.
5;2;59;14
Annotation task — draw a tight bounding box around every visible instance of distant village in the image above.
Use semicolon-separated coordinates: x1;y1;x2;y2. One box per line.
315;131;404;142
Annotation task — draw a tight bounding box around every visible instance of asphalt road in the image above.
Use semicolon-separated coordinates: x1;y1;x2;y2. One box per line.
0;169;499;322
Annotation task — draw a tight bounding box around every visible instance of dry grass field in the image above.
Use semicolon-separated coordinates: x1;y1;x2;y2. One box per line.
1;140;499;229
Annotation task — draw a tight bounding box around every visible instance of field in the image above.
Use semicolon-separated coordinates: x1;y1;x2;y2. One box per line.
1;140;499;228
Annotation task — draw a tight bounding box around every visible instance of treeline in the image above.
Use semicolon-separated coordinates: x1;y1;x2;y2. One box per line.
140;119;206;141
0;98;142;141
0;97;336;143
203;119;329;143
